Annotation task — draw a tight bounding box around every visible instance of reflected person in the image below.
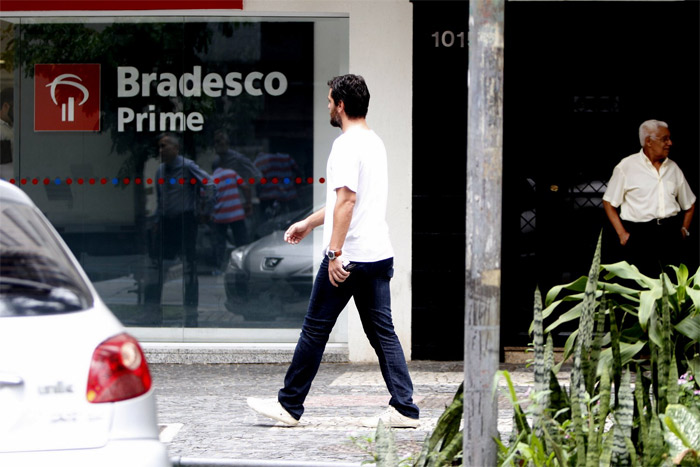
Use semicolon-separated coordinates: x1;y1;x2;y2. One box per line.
0;88;14;180
254;151;302;216
213;130;261;220
144;132;215;327
211;158;249;274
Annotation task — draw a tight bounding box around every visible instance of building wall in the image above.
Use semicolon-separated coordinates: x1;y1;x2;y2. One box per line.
246;0;414;361
0;1;414;362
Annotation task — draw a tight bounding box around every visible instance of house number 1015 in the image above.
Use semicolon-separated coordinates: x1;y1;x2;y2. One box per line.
431;31;466;48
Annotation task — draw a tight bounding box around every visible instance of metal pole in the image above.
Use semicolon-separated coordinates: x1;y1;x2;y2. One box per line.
464;0;504;464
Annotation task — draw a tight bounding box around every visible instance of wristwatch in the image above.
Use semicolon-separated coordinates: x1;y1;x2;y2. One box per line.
327;249;342;261
682;227;690;237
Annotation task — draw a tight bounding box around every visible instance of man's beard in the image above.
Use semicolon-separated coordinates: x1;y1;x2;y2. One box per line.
330;110;341;128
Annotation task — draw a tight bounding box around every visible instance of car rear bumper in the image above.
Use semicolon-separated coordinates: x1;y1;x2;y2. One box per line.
0;439;171;467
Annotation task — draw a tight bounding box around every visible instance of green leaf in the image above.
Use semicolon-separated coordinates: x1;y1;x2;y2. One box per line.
675;264;690;285
611;370;634;465
554;329;578;374
544;301;586;334
639;287;661;331
435;432;463;466
544;275;588;307
548;368;571;424
599;280;643;298
543;423;569;466
675;314;700;342
644;413;667;467
662;404;700;455
686;287;700;312
690;266;700;287
688;356;700;386
602;261;658;289
668;355;680;406
532;294;588;335
374;420;399;467
497;371;530;435
597;342;646;376
658;280;673;414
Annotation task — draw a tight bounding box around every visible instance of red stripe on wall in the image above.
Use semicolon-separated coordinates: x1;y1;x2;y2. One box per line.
0;0;243;11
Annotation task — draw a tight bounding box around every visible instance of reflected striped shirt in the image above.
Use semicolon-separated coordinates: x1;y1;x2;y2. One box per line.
213;167;245;223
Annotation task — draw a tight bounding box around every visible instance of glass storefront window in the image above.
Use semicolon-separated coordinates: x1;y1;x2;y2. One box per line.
0;14;349;342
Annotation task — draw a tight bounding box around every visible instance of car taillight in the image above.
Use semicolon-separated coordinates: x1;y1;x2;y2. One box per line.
86;333;152;403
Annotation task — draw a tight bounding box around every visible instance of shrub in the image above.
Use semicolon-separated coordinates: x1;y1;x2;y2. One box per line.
497;232;700;466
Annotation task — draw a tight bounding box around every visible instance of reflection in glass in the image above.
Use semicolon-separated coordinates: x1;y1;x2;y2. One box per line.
10;17;329;332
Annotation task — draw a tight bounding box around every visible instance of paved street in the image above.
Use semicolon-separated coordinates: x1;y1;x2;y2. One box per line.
151;361;538;465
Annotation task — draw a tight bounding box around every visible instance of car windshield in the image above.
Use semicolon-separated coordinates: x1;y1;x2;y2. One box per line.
0;202;93;316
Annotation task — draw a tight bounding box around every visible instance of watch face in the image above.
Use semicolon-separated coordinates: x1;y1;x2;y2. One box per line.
327;251;335;260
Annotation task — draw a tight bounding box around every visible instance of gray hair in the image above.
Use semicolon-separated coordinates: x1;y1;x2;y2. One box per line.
639;120;668;146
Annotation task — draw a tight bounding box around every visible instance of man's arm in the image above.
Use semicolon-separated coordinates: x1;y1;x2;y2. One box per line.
681;202;695;239
327;187;356;287
603;200;630;246
284;207;325;245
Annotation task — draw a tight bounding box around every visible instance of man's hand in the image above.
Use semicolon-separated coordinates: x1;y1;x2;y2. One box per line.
604;200;630;247
619;231;630;246
284;207;326;245
284;219;312;244
328;258;350;287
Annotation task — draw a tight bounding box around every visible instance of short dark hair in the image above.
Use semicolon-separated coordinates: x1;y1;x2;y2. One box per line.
157;132;180;148
327;74;370;119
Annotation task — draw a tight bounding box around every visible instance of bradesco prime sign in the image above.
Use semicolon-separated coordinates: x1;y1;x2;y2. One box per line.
116;66;288;133
34;64;289;133
35;64;101;132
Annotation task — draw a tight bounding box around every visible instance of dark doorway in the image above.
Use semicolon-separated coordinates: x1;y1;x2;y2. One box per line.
411;0;468;360
501;1;700;347
412;1;700;359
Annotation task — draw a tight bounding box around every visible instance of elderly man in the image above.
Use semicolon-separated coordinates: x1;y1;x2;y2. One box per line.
603;119;696;276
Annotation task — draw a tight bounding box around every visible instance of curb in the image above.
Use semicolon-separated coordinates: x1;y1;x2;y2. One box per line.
143;343;349;364
171;458;361;467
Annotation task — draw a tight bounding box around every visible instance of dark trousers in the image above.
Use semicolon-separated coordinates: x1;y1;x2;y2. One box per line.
212;220;249;269
144;212;199;326
622;215;683;277
278;257;419;420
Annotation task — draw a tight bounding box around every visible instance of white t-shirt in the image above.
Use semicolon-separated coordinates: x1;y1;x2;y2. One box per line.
323;127;394;262
603;149;696;222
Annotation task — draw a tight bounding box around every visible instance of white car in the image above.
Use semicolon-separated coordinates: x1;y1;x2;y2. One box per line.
0;180;170;466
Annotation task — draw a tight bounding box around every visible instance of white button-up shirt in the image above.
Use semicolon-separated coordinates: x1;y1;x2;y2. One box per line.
603;149;696;223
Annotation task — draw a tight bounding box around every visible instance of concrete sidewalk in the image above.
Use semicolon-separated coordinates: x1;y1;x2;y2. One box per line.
151;361;535;466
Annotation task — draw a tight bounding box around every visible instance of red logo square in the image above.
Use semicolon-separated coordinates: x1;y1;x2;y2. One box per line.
35;64;101;132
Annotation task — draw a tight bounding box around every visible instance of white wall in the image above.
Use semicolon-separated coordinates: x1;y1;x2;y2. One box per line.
245;0;414;361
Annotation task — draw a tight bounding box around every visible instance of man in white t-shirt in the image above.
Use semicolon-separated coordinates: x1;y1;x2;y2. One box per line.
603;120;696;276
247;74;420;428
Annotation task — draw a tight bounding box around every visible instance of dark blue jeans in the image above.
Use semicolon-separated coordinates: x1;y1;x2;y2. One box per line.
278;257;419;420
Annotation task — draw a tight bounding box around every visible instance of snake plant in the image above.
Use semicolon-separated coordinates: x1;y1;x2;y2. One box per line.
498;230;700;465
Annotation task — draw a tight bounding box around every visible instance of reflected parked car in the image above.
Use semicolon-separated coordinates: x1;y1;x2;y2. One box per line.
224;206;318;321
0;180;170;466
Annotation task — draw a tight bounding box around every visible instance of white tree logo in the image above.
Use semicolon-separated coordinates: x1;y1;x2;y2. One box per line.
45;73;90;123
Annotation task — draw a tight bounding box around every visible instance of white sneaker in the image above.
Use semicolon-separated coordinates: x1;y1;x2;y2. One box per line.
247;397;299;426
361;406;420;428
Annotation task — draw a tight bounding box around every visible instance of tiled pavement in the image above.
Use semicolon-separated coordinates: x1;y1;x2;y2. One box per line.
152;361;541;466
